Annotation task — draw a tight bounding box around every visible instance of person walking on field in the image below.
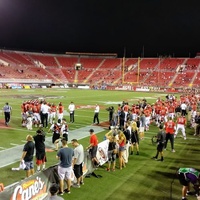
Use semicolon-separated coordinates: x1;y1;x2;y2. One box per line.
2;102;12;126
93;104;100;125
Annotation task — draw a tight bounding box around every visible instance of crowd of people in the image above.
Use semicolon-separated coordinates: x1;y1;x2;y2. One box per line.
4;91;200;199
103;92;200;200
20;99;69;129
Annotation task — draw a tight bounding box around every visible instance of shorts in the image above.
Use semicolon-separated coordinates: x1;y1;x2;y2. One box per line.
139;127;144;132
74;163;83;179
90;146;97;158
157;144;164;152
52;133;60;144
58;165;73;180
36;152;47;165
24;161;34;170
119;146;125;152
62;133;68;141
108;150;116;162
178;172;189;186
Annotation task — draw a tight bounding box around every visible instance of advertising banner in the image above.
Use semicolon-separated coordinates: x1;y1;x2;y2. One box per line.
0;141;108;199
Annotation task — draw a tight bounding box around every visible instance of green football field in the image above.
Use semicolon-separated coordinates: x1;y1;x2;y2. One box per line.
0;88;198;200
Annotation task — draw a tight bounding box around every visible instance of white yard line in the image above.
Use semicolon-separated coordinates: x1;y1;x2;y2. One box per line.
10;143;20;146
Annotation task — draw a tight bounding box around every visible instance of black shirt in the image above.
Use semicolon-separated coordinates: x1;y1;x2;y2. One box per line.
33;134;45;153
23;141;35;162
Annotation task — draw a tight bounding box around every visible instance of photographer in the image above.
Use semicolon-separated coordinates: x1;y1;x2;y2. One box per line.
33;128;47;172
177;168;200;200
106;106;114;125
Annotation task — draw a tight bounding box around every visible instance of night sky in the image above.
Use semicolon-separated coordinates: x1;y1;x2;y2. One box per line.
0;0;200;57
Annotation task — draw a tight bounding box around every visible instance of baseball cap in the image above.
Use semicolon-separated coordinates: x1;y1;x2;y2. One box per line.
89;129;94;132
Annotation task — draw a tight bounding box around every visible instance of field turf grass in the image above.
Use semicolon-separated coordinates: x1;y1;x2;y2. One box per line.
0;88;199;200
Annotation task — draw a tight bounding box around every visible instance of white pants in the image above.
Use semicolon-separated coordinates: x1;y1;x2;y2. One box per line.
168;113;175;119
57;113;63;121
123;142;130;163
49;112;56;124
175;124;186;138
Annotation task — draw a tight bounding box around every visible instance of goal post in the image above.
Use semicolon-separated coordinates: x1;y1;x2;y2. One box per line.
122;57;140;84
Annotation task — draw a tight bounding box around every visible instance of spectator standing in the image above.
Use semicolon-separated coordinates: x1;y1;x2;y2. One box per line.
123;124;131;162
105;130;117;171
48;184;64;200
71;139;84;187
180;102;187;116
40;101;50;128
112;110;118;127
164;117;176;152
93;104;100;125
123;102;129;123
130;121;140;155
2;102;12;126
152;125;165;161
68;102;75;123
21;135;35;177
56;139;74;195
119;108;125;129
194;112;200;136
139;112;145;140
33;128;47;172
117;131;126;170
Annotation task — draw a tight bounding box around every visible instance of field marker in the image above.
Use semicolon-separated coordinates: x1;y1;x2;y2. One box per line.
10;143;19;146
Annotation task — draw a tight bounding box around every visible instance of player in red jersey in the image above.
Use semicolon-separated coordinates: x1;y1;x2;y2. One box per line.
164;117;176;152
57;102;64;122
167;102;175;120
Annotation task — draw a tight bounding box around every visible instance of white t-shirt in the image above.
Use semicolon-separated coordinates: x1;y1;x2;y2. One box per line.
94;105;100;113
73;144;84;165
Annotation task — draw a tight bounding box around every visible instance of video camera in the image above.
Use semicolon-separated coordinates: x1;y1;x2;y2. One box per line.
106;106;114;112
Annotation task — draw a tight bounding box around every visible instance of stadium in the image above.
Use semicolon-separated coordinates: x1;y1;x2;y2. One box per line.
0;50;200;90
0;1;200;200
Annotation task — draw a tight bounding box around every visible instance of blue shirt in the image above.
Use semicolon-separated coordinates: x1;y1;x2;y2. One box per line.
57;147;74;168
